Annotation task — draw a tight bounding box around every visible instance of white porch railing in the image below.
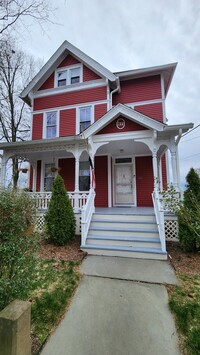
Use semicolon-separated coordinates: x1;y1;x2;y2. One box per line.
152;189;166;252
81;189;95;246
29;191;89;211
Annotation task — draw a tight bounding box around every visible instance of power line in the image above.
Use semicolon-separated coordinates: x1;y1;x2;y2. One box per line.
181;152;200;160
181;124;200;137
180;135;200;143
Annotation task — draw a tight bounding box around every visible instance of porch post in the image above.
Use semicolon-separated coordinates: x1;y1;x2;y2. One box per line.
74;150;80;212
90;154;94;190
152;151;158;190
0;154;7;189
32;162;37;192
171;150;178;188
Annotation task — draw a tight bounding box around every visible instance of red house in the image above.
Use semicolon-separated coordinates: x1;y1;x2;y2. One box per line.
0;41;193;259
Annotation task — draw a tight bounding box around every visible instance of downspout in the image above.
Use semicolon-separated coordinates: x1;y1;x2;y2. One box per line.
109;77;120;109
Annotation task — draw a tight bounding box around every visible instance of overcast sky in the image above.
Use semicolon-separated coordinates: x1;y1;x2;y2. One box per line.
15;0;200;187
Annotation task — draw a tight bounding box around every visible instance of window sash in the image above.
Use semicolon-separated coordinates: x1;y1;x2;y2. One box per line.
46;112;57;138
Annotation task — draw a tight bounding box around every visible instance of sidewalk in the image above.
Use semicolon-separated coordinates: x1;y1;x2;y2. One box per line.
41;256;180;355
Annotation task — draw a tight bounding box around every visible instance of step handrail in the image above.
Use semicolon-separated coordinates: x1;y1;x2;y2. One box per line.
81;189;95;246
152;189;166;252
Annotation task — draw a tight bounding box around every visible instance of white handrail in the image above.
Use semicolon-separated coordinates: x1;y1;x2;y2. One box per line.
152;189;166;252
81;189;95;246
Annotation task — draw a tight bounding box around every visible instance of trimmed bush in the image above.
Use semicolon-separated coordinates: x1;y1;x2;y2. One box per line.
0;190;39;311
44;175;75;245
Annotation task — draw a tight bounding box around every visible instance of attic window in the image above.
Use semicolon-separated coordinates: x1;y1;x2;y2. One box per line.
56;66;81;87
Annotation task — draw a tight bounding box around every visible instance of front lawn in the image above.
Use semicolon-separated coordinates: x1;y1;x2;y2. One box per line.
167;242;200;355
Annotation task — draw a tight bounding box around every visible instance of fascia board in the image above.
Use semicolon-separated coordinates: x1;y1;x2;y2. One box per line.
93;130;153;143
21;40;117;103
81;104;164;139
115;63;177;79
163;123;193;132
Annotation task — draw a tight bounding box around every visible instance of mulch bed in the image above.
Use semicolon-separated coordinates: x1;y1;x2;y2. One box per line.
37;235;87;262
167;241;200;276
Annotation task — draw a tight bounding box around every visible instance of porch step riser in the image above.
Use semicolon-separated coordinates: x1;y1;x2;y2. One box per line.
90;221;158;229
82;248;167;260
87;239;161;249
93;214;156;223
88;230;159;238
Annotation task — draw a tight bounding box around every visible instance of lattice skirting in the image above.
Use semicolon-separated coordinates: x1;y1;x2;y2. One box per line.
164;215;178;242
35;212;81;235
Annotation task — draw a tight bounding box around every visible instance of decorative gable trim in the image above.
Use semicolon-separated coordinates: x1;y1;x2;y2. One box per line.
21;40;118;105
81;104;164;138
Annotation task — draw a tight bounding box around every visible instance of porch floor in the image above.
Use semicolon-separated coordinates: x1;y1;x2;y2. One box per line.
95;207;155;215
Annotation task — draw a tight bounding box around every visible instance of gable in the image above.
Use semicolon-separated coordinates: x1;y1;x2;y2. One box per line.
96;116;148;135
38;53;102;91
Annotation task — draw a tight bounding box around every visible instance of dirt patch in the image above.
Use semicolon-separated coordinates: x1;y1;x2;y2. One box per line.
167;241;200;276
37;235;87;262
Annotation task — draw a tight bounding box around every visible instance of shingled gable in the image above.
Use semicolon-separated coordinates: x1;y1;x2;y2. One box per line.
20;40;118;106
80;104;165;139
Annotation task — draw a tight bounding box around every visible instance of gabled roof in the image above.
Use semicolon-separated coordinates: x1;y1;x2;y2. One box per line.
21;40;118;105
114;63;177;96
80;104;165;139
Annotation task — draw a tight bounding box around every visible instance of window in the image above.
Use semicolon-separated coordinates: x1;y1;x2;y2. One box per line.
79;106;91;133
56;66;81;87
79;161;90;191
44;164;56;191
46;111;57;138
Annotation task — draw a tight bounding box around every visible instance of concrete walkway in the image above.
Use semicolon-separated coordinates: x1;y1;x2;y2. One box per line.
41;256;180;355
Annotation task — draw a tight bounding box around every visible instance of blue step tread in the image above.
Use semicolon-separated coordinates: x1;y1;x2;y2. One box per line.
89;226;159;233
87;235;160;243
92;219;156;225
81;244;166;255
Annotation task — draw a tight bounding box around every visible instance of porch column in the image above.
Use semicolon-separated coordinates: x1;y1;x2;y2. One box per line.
0;155;7;189
89;154;95;190
152;151;158;190
171;150;178;188
32;162;37;192
74;152;80;212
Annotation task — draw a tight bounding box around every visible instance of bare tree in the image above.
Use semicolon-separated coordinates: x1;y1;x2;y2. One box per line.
0;39;38;187
0;0;55;35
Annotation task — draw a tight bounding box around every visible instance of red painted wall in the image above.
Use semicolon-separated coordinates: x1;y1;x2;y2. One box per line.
32;114;43;140
59;108;76;136
83;66;101;81
135;103;163;122
97;116;147;135
34;86;107;111
39;73;54;91
36;160;41;192
94;103;108;121
58;158;75;191
29;165;33;191
113;75;162;104
95;156;108;207
58;54;80;67
136;156;154;207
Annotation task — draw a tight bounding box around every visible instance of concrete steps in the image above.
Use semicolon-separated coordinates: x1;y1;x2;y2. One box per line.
81;212;167;260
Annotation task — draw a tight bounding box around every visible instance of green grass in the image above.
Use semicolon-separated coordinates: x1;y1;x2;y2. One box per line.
29;259;81;345
169;273;200;355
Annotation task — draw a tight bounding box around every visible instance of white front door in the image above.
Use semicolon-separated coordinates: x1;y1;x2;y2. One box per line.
114;164;134;205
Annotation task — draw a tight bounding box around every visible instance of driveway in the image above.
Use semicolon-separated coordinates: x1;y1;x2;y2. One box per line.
41;256;180;355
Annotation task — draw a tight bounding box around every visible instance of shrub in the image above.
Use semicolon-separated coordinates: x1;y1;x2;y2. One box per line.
44;175;75;245
178;168;200;252
0;190;39;311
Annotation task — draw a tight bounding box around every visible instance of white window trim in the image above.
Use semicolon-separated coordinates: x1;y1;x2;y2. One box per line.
76;104;94;135
43;111;59;139
54;64;83;88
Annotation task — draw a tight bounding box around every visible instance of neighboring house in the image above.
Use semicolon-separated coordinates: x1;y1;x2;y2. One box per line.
0;40;193;259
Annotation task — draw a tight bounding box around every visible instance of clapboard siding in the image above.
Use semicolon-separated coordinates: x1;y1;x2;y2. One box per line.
83;66;101;81
136;156;154;207
32;114;43;140
95;156;108;207
97;116;147;135
58;158;75;191
95;103;108;121
59;108;76;136
135;103;163;122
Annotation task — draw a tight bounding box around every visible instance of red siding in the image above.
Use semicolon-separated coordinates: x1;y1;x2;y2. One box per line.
94;103;108;121
97;116;147;135
59;108;76;136
32;114;43;140
36;160;41;192
95;156;108;207
135;103;163;122
58;158;75;191
162;154;167;188
113;75;162;105
34;86;107;111
83;66;101;81
58;54;80;67
136;156;153;207
39;73;54;90
29;165;33;191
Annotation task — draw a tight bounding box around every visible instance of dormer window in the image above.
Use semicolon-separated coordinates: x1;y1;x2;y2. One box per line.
56;66;82;87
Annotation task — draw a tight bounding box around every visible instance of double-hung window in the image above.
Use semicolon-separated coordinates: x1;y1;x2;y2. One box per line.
44;164;56;191
79;161;90;191
56;66;81;87
79;106;91;133
46;111;57;138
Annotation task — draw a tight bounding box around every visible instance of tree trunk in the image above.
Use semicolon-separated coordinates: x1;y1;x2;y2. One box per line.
12;157;19;189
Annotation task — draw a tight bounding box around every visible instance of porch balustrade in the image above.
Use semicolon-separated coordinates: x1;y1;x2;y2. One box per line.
29;191;89;211
81;188;95;246
152;189;166;252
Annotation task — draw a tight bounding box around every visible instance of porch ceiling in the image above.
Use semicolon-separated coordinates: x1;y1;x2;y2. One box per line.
96;139;151;156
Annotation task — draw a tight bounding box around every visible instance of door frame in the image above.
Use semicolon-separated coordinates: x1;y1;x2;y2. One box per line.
112;156;136;207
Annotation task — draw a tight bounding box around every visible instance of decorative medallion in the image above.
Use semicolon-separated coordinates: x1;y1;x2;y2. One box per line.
116;118;125;130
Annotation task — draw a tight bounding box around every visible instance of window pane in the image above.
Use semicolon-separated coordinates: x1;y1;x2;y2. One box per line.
70;68;80;77
47;125;56;138
71;76;80;84
80;107;91;122
47;112;57;125
79;176;90;191
44;164;56;191
58;79;66;87
57;70;67;86
80;121;91;133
